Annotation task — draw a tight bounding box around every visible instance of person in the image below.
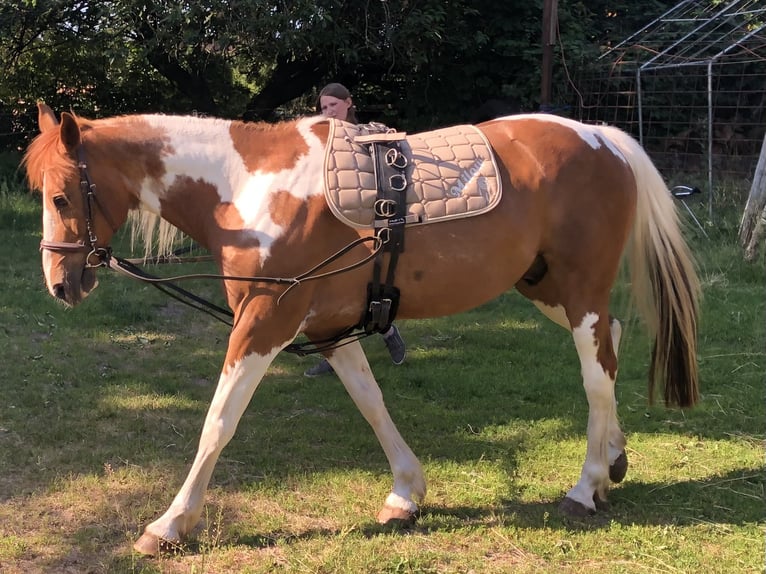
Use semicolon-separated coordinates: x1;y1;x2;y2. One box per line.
317;82;359;123
304;83;407;377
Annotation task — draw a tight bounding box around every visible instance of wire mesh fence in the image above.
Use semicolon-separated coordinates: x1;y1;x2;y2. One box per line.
572;0;766;213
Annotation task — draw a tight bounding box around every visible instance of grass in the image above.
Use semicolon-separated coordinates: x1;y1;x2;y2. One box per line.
0;176;763;573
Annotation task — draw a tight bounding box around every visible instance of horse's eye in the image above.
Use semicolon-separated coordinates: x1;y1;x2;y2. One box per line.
52;196;69;209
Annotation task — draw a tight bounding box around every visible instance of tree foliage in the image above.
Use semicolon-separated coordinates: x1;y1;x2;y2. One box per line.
0;0;675;150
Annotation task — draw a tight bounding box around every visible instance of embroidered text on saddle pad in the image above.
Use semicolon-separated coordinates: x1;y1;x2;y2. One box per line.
323;120;502;229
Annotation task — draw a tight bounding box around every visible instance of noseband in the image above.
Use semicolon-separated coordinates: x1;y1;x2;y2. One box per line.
39;146;115;268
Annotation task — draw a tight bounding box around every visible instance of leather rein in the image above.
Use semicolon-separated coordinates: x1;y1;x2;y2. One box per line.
38;147;391;352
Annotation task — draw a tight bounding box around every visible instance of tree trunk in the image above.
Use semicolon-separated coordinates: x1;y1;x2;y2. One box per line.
242;55;325;122
739;133;766;261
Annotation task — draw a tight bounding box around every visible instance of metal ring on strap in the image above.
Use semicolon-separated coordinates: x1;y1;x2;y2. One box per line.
384;147;408;169
374;198;397;218
389;173;407;192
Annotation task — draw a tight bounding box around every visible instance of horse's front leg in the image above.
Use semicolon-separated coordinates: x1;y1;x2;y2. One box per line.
134;328;283;555
327;341;426;523
561;311;625;515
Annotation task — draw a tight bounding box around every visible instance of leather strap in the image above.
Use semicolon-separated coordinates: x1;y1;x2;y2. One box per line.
360;140;412;333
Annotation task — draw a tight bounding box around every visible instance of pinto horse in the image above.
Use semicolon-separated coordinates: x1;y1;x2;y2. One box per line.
24;103;699;555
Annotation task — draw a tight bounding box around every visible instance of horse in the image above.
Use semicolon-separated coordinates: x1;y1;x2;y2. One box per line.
24;102;700;555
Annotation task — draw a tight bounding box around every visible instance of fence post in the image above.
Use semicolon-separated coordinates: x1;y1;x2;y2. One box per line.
739;133;766;261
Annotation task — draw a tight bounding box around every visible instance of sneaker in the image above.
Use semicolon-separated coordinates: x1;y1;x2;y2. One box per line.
303;359;335;377
383;325;406;365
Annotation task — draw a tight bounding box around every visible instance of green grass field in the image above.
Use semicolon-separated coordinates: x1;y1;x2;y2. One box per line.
0;172;763;573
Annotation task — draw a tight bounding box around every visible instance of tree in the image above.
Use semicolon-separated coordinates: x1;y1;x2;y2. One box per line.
0;0;676;151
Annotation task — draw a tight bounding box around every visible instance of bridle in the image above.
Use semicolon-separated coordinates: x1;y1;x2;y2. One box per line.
38;146;116;268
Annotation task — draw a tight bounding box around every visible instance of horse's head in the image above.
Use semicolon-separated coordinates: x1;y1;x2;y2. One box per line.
25;103;129;306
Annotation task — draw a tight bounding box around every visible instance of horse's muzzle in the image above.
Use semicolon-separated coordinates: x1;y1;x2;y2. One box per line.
49;267;98;306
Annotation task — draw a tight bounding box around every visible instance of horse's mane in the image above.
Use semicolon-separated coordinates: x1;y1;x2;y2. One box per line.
128;211;183;261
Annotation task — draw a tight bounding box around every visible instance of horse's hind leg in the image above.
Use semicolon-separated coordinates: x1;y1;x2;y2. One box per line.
326;341;426;523
531;301;628;486
606;317;628;484
561;309;624;515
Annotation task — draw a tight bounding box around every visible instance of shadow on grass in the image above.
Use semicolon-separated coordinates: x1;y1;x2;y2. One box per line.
30;466;758;572
414;466;765;531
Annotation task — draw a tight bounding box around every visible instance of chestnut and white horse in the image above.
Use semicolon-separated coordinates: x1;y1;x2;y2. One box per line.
24;103;699;555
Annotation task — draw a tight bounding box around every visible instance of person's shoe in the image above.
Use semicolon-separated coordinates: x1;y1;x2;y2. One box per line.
383;325;406;365
303;359;335;377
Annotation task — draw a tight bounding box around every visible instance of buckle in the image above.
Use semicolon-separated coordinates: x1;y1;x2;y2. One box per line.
85;246;112;268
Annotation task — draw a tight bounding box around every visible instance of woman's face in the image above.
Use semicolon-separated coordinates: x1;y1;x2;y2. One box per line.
320;95;352;121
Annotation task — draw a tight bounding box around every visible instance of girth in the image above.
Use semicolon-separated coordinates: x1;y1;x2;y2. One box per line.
357;131;419;334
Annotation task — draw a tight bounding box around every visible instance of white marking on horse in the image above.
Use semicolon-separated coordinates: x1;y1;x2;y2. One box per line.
142;346;283;545
383;492;418;514
41;172;55;286
327;342;426;512
139;115;327;263
500;114;628;164
531;306;625;470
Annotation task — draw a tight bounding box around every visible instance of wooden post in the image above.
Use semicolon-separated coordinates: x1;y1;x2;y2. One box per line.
739;133;766;261
541;0;558;109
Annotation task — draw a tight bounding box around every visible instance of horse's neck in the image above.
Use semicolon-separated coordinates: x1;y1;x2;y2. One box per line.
127;115;327;259
124;115;236;210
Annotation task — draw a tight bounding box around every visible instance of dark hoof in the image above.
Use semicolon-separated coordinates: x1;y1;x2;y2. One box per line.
377;504;418;525
609;451;628;483
593;492;610;512
559;496;595;517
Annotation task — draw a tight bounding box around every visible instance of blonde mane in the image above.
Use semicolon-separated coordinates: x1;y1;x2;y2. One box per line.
128;210;184;260
23;129;76;192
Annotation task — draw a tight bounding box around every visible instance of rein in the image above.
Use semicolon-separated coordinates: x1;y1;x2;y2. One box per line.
108;247;386;354
107;232;388;326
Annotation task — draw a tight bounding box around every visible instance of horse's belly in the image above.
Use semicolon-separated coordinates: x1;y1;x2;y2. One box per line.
392;212;538;319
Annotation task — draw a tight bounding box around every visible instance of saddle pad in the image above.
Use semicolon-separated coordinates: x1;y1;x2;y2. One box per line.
323;119;502;229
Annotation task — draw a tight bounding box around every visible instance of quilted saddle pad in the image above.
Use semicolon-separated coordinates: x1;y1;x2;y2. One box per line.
323;119;502;229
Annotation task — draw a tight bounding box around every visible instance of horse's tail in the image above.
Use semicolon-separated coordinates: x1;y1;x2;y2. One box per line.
600;126;700;408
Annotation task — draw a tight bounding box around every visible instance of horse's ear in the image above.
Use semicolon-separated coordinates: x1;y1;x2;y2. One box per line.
37;102;58;133
59;112;81;152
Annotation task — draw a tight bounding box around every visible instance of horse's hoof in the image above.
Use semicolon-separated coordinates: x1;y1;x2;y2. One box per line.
377;504;418;525
593;492;610;512
134;532;162;556
559;496;596;517
133;532;184;556
609;451;628;483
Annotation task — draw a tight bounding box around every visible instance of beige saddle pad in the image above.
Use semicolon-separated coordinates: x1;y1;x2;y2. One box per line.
323;119;502;229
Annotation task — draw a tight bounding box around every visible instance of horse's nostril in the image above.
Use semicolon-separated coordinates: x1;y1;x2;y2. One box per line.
52;283;67;300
